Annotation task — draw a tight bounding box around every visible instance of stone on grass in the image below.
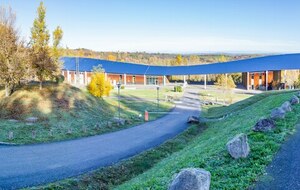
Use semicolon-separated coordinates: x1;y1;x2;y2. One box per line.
253;118;276;132
8;131;13;140
168;168;211;190
32;130;36;139
226;133;250;159
25;117;38;123
8;119;19;123
113;117;126;125
107;121;112;127
187;116;200;124
67;128;72;134
290;95;300;105
270;107;286;119
281;101;292;112
49;129;53;137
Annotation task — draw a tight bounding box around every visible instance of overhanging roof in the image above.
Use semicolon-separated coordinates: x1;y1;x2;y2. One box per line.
62;53;300;75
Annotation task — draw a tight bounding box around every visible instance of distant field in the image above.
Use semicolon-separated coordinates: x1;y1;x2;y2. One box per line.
0;84;178;144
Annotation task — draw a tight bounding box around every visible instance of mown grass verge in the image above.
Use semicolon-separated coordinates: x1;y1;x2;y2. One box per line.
202;90;296;118
29;123;207;190
115;90;300;189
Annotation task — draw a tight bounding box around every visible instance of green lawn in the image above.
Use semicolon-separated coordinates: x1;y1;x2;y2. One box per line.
200;89;252;105
115;90;300;190
0;84;177;144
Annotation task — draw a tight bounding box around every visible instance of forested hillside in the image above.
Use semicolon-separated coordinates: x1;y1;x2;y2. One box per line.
63;48;262;66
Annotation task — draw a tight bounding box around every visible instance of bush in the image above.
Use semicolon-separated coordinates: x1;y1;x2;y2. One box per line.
174;85;182;92
55;75;65;84
88;72;112;97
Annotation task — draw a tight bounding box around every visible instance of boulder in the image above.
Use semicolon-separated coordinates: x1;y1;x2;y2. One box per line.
290;95;300;105
253;118;276;132
270;107;286;119
226;133;250;159
187;116;200;124
113;117;126;125
169;168;211;190
25;117;38;123
281;101;292;112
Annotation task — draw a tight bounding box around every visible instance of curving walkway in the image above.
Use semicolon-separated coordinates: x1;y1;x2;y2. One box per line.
0;86;200;190
255;124;300;190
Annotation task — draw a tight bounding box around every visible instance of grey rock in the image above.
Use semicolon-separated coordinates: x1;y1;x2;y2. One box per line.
226;133;250;159
187;116;200;124
113;117;126;125
67;128;72;134
169;168;211;190
32;131;37;139
25;117;38;123
107;121;112;127
8;119;19;123
290;95;300;105
270;107;286;119
8;131;13;140
281;101;292;112
253;118;276;132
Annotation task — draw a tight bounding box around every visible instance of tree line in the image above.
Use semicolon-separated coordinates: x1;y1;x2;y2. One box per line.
0;2;63;97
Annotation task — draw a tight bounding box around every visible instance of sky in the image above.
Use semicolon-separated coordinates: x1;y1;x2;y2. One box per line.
1;0;300;54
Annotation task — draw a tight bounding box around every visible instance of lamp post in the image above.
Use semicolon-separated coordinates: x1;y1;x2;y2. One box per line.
156;85;160;109
117;82;121;120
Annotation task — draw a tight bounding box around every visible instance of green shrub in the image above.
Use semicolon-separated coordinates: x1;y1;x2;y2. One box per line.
55;75;65;84
174;85;182;92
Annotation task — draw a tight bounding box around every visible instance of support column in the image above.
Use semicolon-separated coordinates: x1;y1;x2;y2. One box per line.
84;71;87;85
144;75;146;85
265;70;268;91
225;73;228;89
104;72;107;80
284;70;287;89
124;74;127;85
163;75;166;86
246;72;249;90
183;75;186;84
204;74;207;89
67;70;70;83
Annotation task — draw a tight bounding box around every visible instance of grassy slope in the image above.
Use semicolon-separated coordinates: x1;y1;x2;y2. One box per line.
116;90;300;190
0;84;173;144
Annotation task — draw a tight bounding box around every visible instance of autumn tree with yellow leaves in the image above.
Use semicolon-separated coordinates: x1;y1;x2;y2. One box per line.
88;65;112;97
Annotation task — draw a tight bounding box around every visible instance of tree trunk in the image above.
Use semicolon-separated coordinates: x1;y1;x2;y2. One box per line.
39;80;43;90
5;84;14;97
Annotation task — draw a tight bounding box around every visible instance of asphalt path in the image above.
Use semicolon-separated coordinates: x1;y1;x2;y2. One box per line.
255;124;300;190
0;86;200;190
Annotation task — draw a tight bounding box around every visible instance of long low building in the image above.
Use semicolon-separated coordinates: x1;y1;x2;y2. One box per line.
62;53;300;90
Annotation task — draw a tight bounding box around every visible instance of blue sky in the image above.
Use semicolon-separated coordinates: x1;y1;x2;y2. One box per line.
2;0;300;53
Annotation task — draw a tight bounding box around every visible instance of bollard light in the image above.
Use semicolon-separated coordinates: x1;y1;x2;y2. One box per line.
117;82;121;120
156;85;160;109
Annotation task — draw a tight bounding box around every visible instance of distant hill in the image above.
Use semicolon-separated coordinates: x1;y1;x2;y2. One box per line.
62;48;263;66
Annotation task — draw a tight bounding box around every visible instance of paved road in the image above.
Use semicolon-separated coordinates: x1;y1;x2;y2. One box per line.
0;86;200;190
255;124;300;190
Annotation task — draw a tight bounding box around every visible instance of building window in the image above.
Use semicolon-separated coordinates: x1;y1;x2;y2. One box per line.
251;74;254;79
146;76;158;85
259;73;262;79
